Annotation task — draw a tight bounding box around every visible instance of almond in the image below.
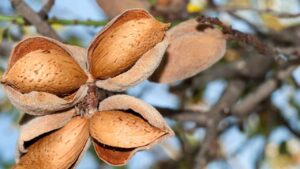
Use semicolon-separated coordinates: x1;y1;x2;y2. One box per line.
2;49;88;96
14;116;89;169
92;95;174;166
18;109;76;153
89;110;166;148
89;9;169;79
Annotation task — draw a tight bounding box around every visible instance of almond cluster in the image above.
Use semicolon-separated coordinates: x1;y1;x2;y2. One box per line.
1;9;227;169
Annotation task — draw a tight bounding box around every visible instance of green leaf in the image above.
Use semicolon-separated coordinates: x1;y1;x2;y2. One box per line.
0;27;6;44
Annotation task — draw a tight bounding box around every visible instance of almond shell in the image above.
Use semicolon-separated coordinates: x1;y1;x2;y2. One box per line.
14;116;89;169
89;110;167;148
92;94;174;166
17;109;76;155
2;36;89;115
88;9;169;91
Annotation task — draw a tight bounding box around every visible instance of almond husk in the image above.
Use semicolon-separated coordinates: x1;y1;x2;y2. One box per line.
88;9;169;91
165;19;199;38
93;142;133;166
14;116;89;169
16;111;91;169
99;95;173;131
92;94;174;166
1;37;89;115
151;19;227;83
96;0;150;18
17;109;76;154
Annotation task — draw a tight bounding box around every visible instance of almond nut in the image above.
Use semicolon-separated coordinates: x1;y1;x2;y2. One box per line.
90;110;166;148
2;49;87;96
15;116;89;169
89;9;169;79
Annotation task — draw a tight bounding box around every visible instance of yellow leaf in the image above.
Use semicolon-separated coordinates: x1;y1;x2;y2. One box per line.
52;24;64;30
186;0;206;13
0;28;5;44
260;13;285;32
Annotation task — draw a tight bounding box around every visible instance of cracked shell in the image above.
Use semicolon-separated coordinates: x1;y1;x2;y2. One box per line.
14;116;89;169
1;37;89;115
88;9;169;91
90;94;174;166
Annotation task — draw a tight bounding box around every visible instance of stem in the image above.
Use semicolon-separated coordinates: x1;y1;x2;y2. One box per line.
0;15;108;27
0;15;25;24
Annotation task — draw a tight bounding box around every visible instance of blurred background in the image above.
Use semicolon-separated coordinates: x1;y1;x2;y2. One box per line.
1;0;300;169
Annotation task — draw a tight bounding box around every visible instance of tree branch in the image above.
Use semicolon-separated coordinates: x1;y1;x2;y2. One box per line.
213;6;300;18
193;79;246;169
0;15;108;27
157;107;208;127
232;64;298;116
11;0;60;40
38;0;55;19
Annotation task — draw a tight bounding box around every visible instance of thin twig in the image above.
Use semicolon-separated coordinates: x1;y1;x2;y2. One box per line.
157;107;208;127
193;79;246;169
0;15;108;27
11;0;60;40
213;6;300;18
196;16;291;64
232;64;298;116
38;0;55;19
197;16;268;55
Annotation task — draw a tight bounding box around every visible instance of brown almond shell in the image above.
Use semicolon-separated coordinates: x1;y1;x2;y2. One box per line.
151;19;227;83
88;9;169;91
92;94;174;166
71;138;91;169
14;116;89;169
17;109;76;155
2;36;89;115
95;38;168;91
16;111;91;169
89;110;167;148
